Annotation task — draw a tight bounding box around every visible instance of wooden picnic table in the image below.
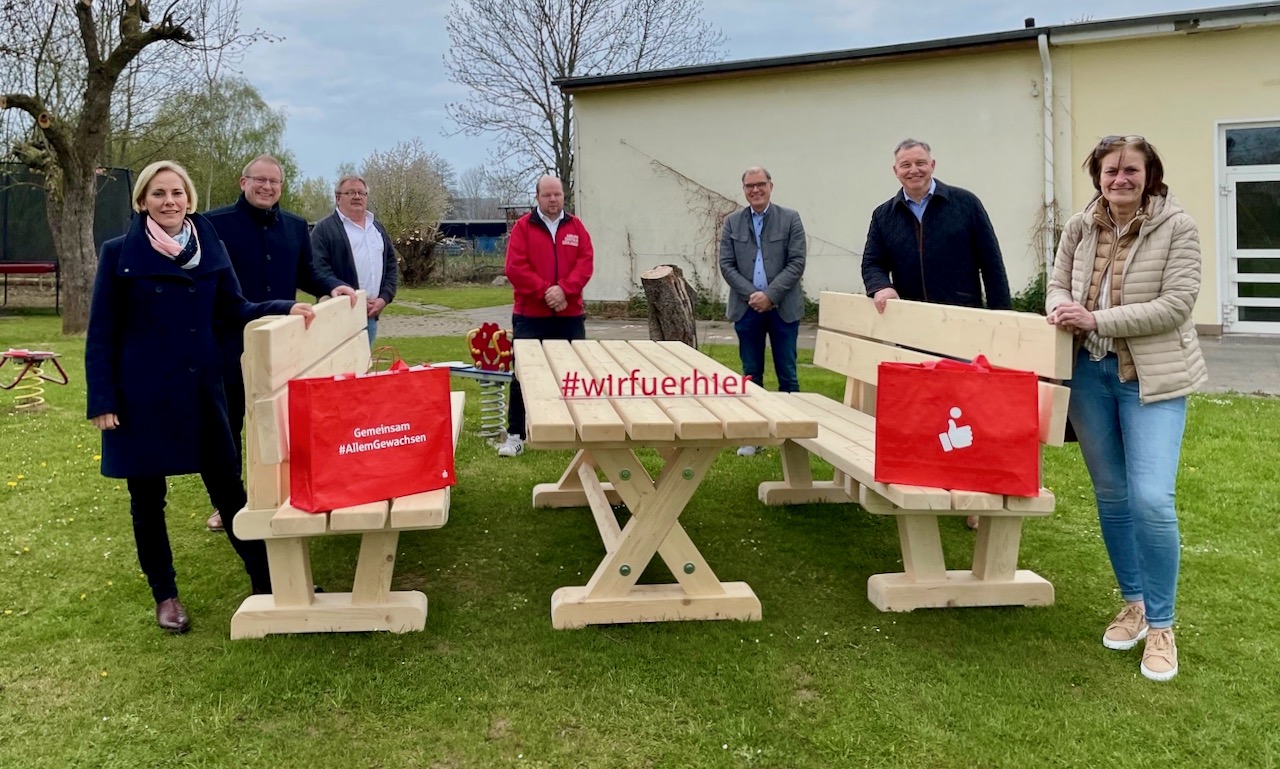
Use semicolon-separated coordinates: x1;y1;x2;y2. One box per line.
513;338;817;629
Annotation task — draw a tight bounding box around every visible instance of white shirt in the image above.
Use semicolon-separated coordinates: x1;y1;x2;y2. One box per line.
539;208;565;241
337;208;383;299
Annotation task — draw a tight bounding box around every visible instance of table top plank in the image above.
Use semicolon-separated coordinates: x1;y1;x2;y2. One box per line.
598;341;725;441
628;340;770;441
657;342;818;439
513;339;578;443
571;341;676;442
541;340;628;442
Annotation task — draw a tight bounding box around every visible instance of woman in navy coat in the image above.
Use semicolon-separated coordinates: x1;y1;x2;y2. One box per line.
86;161;314;633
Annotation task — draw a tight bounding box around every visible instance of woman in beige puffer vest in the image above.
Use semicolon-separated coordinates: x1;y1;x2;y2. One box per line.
1047;136;1205;684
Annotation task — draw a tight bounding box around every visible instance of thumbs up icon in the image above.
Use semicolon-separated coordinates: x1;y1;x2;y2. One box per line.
939;407;973;452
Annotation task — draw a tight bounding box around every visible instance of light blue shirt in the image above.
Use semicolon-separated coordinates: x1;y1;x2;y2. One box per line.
750;206;769;292
903;179;937;222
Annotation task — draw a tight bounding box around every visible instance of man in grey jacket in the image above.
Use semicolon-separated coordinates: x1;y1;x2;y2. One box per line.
311;174;398;346
719;166;807;455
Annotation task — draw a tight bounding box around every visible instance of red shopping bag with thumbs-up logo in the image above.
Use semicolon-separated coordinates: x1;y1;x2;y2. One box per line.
874;356;1040;496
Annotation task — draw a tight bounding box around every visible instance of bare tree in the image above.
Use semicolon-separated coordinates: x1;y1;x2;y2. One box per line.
451;165;486;219
445;0;726;208
360;138;455;285
484;164;535;210
292;175;334;225
0;0;265;333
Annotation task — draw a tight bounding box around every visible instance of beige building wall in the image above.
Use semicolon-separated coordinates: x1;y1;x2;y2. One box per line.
1061;25;1280;329
572;47;1051;307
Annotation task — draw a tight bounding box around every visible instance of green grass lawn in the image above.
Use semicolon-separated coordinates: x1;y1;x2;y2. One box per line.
394;285;512;311
297;285;512;317
2;308;1278;768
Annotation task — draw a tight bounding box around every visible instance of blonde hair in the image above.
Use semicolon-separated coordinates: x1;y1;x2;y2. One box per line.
242;154;284;178
133;161;199;213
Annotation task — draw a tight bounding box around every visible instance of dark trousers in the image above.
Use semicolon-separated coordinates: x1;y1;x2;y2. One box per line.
508;313;587;437
224;363;246;467
734;308;800;392
128;405;270;603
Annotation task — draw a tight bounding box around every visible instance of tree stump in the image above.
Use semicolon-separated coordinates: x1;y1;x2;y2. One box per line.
640;264;697;347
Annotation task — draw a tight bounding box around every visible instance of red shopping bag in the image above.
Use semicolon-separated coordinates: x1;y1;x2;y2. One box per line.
288;362;455;513
874;355;1040;497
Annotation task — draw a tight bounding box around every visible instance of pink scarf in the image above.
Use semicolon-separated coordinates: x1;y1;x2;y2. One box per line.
145;216;200;269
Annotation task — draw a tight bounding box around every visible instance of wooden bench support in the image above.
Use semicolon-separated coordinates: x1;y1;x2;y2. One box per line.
757;439;855;505
867;571;1054;612
858;483;1055;612
230;592;429;639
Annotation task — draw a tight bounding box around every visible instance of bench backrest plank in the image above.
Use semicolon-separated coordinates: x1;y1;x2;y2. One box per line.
244;293;371;511
814;293;1072;447
817;292;1072;379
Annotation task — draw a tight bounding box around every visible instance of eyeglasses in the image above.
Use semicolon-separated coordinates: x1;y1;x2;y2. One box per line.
743;181;770;191
338;190;368;198
245;176;283;187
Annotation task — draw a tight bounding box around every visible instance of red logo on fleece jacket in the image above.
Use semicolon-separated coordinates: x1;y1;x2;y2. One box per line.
504;212;595;317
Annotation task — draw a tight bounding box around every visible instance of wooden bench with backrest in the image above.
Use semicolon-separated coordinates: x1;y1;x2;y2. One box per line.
229;291;465;639
758;291;1072;612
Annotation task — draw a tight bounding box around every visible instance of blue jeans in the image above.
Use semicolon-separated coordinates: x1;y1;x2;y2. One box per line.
734;308;799;392
366;318;378;348
1067;350;1186;628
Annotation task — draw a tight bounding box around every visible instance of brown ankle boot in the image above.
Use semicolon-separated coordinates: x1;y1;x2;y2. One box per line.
156;597;190;634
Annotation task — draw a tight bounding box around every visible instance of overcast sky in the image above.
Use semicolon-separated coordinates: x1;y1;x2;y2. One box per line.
236;0;1252;183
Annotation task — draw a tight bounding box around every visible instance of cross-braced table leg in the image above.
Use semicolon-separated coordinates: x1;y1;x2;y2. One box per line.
550;446;761;629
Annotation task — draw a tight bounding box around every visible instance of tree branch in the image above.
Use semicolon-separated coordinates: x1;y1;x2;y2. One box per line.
0;92;73;162
103;4;196;83
74;0;102;70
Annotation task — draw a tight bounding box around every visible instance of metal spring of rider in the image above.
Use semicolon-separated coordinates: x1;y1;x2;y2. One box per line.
477;378;508;440
12;363;47;411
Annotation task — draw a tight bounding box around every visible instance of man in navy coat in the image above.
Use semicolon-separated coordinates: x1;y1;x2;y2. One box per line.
204;154;356;530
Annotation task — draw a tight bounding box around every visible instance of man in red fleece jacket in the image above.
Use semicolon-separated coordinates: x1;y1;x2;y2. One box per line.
498;175;594;457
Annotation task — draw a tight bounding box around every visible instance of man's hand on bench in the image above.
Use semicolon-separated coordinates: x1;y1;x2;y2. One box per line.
873;287;900;314
289;303;316;329
330;285;359;307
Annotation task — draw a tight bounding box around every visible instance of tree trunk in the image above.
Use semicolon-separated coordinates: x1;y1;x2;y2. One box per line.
640;264;697;347
47;169;98;335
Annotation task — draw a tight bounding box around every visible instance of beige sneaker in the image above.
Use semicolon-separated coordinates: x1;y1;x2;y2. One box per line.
1141;628;1178;682
1103;603;1148;650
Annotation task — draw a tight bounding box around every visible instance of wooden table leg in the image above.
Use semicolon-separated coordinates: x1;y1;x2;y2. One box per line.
551;446;761;629
531;450;622;508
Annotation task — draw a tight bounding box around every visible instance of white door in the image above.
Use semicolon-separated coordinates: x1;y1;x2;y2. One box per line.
1221;124;1280;335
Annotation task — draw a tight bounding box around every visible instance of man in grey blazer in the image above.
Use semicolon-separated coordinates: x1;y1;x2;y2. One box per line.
719;166;807;454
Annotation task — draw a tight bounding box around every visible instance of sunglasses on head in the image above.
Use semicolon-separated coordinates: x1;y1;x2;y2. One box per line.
1100;134;1146;145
